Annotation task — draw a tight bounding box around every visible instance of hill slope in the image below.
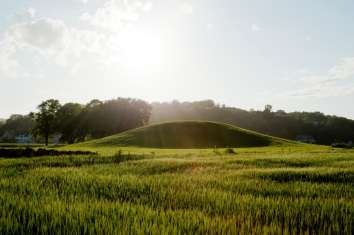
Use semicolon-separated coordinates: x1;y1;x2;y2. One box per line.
74;121;295;149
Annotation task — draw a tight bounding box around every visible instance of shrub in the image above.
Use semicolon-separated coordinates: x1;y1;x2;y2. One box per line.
224;148;236;154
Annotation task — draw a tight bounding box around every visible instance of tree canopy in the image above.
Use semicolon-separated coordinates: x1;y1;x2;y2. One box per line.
31;99;62;146
0;115;34;142
150;100;354;145
27;98;151;144
1;98;353;145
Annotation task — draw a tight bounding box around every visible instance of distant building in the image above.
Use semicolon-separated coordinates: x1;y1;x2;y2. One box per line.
15;134;33;144
296;135;316;144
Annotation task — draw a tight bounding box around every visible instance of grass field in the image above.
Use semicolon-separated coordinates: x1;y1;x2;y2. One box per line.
1;122;353;234
1;145;354;234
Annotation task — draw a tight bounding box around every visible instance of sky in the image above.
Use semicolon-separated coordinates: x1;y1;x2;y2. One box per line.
1;0;354;119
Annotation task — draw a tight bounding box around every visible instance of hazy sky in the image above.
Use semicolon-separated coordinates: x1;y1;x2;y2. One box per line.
1;0;354;119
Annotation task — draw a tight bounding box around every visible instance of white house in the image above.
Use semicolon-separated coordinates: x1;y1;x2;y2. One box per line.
15;134;33;144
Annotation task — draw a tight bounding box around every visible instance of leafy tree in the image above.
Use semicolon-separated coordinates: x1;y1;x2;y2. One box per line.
31;99;61;146
3;98;354;146
0;115;34;142
264;104;273;113
78;98;151;139
150;100;354;145
56;103;83;144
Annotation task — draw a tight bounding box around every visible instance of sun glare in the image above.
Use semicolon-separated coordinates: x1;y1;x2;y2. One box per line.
119;28;164;72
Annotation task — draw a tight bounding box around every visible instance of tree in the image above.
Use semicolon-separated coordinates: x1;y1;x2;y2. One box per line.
73;98;151;139
0;115;34;142
56;103;83;144
264;104;273;113
31;99;61;145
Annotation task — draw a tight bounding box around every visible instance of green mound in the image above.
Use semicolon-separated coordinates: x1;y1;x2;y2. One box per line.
75;121;294;148
75;121;294;149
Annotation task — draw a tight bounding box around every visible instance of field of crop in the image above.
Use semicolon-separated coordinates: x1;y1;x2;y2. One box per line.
1;144;354;234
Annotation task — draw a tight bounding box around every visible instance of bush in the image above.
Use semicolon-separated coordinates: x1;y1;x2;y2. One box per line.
225;148;236;154
331;143;352;149
0;148;97;158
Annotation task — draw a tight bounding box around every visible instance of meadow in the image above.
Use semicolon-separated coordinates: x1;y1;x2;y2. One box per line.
1;144;354;234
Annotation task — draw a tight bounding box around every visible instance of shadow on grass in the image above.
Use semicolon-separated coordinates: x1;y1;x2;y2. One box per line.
258;171;354;183
229;154;354;169
0;152;147;176
0;148;96;158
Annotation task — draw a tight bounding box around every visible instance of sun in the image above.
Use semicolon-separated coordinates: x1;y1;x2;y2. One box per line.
119;28;164;73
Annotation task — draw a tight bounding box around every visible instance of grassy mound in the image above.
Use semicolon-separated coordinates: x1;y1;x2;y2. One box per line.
75;121;294;149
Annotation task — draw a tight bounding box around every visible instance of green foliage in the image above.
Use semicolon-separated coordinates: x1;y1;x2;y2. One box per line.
75;121;294;149
5;98;152;145
0;115;34;142
224;148;236;154
56;103;84;144
150;100;354;145
31;99;61;146
0;146;354;234
75;98;151;140
3;98;354;146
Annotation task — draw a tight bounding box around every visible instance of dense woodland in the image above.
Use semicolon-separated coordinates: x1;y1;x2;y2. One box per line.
0;98;151;145
150;100;354;145
0;98;353;145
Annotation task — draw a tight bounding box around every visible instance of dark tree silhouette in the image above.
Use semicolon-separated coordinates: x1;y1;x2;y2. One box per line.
31;99;61;146
0;115;34;142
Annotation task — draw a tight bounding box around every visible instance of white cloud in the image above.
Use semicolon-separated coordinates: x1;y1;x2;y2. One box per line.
142;2;153;12
251;24;260;32
27;8;36;18
284;58;354;98
80;0;152;32
73;0;88;4
0;15;112;78
328;57;354;80
0;38;20;79
8;18;67;49
13;7;37;22
206;23;214;31
0;0;154;80
180;2;194;15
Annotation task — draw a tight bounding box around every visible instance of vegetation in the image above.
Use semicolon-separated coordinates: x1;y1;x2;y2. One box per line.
72;98;151;141
0;144;353;234
151;100;354;145
2;98;354;146
0;148;96;158
30;99;62;146
75;121;294;148
0;115;34;143
1;98;151;144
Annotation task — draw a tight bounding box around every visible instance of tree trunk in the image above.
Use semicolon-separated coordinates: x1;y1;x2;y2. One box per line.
45;133;49;146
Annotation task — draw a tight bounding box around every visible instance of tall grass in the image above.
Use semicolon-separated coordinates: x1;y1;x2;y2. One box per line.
0;147;354;234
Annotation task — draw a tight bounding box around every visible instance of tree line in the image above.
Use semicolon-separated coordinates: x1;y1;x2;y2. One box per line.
0;98;151;145
1;98;354;145
150;100;354;145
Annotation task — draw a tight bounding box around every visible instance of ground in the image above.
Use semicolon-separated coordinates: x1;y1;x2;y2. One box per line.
0;144;354;234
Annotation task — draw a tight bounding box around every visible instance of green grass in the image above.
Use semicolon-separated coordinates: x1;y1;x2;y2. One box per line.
1;143;354;234
74;121;296;148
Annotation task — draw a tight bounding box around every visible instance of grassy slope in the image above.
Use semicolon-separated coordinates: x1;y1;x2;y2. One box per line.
74;121;296;149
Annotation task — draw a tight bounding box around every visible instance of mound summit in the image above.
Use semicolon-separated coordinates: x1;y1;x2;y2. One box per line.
76;121;293;149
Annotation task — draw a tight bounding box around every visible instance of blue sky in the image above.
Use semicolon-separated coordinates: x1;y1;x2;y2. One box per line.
1;0;354;119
